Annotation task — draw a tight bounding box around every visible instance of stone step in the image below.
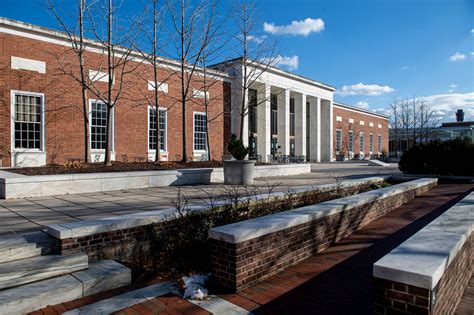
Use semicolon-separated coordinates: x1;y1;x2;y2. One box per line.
0;260;131;314
0;253;88;290
0;242;42;263
0;234;27;249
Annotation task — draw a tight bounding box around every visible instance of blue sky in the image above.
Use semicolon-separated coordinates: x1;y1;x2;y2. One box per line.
2;0;474;121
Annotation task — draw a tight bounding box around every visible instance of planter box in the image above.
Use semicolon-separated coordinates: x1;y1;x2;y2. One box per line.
223;160;255;185
0;164;311;199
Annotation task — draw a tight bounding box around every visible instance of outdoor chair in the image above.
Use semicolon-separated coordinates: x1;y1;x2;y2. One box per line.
267;155;274;163
121;154;128;163
297;155;306;163
94;155;101;163
175;154;181;161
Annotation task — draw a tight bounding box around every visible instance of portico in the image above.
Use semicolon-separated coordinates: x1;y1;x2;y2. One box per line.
214;59;336;163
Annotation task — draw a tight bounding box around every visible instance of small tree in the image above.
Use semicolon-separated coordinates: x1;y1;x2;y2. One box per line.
47;0;92;163
86;0;141;165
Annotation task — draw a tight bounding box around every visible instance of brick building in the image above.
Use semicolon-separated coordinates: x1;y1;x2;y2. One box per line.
0;17;388;167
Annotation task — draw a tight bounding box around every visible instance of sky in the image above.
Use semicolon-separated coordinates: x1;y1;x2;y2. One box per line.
2;0;474;122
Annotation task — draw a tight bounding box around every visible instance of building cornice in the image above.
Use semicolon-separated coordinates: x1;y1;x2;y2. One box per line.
333;102;389;120
0;17;232;81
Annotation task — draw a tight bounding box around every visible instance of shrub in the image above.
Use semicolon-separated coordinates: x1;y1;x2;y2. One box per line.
227;134;248;160
399;139;474;176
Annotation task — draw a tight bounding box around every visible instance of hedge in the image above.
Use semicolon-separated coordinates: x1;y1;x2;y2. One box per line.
399;139;474;176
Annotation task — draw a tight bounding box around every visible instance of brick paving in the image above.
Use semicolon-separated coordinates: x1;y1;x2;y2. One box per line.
0;162;398;235
29;182;472;315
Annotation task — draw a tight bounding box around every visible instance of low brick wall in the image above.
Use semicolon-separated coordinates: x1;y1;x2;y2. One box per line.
373;191;474;315
209;179;436;292
374;233;473;315
54;177;387;263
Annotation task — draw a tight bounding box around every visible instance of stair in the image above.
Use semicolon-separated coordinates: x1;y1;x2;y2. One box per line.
0;233;132;314
0;235;42;264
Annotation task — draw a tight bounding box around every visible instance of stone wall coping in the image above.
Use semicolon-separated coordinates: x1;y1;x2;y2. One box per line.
0;164;309;184
47;176;387;239
208;178;437;244
0;168;219;184
373;192;474;289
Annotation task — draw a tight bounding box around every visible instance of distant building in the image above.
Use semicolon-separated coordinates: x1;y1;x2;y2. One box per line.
389;109;473;156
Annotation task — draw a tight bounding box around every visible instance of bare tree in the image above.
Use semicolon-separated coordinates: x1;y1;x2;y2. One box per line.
165;0;220;162
47;0;92;163
389;96;439;154
230;0;277;141
133;0;171;163
86;0;141;165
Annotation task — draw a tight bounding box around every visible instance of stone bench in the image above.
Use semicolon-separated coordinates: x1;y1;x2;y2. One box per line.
48;176;387;262
373;192;473;315
208;178;437;292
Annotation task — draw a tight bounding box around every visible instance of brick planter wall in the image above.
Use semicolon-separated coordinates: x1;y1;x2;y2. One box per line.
374;233;473;315
56;180;383;263
210;182;435;292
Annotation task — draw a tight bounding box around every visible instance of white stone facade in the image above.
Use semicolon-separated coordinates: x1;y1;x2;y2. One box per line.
212;59;336;162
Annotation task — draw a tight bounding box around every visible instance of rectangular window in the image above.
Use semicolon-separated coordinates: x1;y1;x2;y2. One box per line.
290;98;295;137
369;133;374;152
271;94;278;136
348;130;354;152
248;89;257;134
194;112;207;151
149;108;167;151
13;92;43;150
90;101;109;150
378;134;382;152
360;132;365;153
336;129;342;152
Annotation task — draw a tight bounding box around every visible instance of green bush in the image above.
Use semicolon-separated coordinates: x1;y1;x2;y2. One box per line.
227;134;248;160
399;139;474;176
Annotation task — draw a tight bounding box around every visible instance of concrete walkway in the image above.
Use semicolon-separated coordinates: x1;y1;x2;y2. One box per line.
30;182;472;315
0;162;398;235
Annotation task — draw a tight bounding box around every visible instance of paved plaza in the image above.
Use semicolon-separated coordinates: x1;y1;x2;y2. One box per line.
0;162;399;235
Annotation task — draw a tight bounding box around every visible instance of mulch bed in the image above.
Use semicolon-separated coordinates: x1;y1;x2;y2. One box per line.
7;161;228;176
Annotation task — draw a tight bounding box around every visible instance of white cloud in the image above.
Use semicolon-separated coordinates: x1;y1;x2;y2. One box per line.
449;52;466;61
401;65;416;71
471;52;474;56
424;92;474;122
449;84;458;88
270;55;299;70
247;35;267;44
263;18;325;36
471;28;474;34
355;100;370;109
336;83;395;96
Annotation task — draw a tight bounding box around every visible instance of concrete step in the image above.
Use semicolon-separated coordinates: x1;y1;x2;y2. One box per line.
0;253;88;290
0;260;131;314
0;234;27;249
0;242;42;263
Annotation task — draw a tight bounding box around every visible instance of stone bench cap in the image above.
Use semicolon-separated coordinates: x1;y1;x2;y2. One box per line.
46;176;389;239
209;178;437;244
373;192;474;289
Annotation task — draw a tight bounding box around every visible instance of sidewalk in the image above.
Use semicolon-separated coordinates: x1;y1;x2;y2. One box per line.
31;182;473;314
0;162;398;235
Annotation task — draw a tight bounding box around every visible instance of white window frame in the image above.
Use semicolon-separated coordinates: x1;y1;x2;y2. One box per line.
10;90;46;153
369;133;374;153
147;106;168;153
335;129;342;153
193;111;208;152
348;130;354;153
378;134;382;152
89;99;114;152
360;132;365;154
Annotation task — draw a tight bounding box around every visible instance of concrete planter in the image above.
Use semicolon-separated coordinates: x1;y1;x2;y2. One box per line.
223;160;255;185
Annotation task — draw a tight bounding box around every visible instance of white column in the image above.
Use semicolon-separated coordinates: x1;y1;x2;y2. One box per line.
329;100;334;161
277;89;290;155
257;84;271;161
295;93;306;156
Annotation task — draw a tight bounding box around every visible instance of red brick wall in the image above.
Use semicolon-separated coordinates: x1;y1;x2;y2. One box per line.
210;182;435;292
374;233;473;315
333;105;389;158
0;32;226;166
